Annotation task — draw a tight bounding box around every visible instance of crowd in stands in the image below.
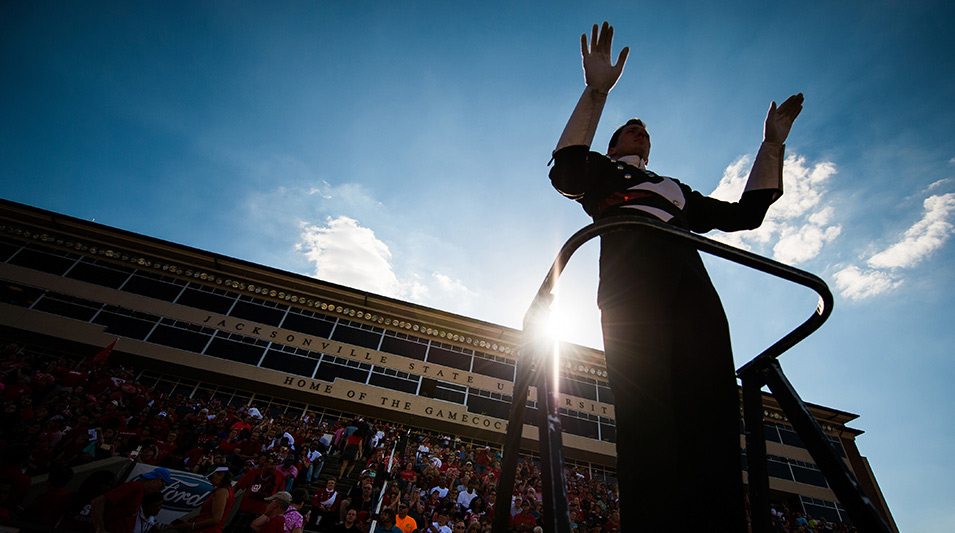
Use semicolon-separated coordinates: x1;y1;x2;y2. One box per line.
0;341;861;532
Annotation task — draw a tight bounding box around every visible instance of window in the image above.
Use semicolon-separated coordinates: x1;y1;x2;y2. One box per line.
369;373;419;395
792;464;829;488
316;360;369;384
766;457;794;481
7;246;76;275
777;426;805;448
205;334;268;366
147;319;214;353
65;258;133;289
597;384;614;404
228;393;252;408
599;422;616;443
471;356;514;381
271;342;322;359
827;435;846;458
420;378;466;404
260;349;318;377
800;496;845;524
0;235;22;262
282;308;335;338
380;335;427;360
170;379;198;399
32;292;101;321
331;324;381;349
0;282;44;308
559;376;597;401
369;365;419;394
466;395;510;419
121;271;185;301
229;298;286;326
93;306;160;340
426;346;470;372
175;284;234;314
764;424;782;443
559;414;599;439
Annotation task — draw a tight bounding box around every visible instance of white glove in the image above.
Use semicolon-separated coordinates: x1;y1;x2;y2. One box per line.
582;21;629;94
764;93;804;144
555;22;629;151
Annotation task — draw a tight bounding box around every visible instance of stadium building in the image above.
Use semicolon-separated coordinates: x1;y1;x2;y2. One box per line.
0;199;895;528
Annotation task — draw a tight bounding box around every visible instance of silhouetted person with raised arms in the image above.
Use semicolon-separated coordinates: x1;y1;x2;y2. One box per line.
549;21;803;531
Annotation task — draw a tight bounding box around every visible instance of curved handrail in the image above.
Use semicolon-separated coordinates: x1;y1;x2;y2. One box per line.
524;215;834;374
494;215;835;533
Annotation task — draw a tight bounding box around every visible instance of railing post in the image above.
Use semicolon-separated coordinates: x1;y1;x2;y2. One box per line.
761;359;892;533
536;329;571;533
492;297;553;533
742;368;772;533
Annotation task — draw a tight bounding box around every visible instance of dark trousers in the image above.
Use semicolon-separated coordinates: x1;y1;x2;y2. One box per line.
598;228;746;531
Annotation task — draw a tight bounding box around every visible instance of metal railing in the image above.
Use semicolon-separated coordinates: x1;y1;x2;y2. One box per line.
492;215;891;533
367;429;410;532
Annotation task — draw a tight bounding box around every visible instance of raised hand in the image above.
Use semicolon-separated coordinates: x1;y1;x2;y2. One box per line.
581;21;629;94
764;93;805;144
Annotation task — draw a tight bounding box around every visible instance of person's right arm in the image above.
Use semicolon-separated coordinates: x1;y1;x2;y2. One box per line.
555;22;628;152
551;22;628;197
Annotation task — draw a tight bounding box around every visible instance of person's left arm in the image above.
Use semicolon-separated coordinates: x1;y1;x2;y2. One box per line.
686;94;804;233
744;93;805;199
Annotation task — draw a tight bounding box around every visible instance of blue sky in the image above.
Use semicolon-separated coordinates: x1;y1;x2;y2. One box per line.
2;1;954;530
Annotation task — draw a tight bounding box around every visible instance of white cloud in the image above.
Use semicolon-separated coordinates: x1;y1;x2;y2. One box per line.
705;153;954;301
407;277;430;302
709;152;841;264
832;265;903;301
296;216;478;311
307;186;332;199
709;155;751;200
433;272;473;295
866;193;955;269
835;192;955;300
773;223;842;264
927;178;952;192
297;216;402;296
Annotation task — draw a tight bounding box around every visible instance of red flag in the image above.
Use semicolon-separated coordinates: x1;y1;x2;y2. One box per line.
93;339;117;365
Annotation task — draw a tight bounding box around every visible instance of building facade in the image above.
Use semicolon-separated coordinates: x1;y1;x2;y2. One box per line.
0;199;895;528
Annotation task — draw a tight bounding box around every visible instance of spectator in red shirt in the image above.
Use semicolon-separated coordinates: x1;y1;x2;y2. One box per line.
218;428;241;455
250;491;291;533
228;453;285;532
602;509;621;532
310;478;340;531
241;429;266;460
156;430;180;461
169;467;235;533
230;413;252;436
89;467;171;533
474;447;490;474
510;500;537;532
397;460;417;492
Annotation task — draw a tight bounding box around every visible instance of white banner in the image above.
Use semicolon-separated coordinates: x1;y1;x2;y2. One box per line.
125;464;215;528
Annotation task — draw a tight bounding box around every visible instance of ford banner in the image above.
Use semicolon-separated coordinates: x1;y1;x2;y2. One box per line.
125;463;215;527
